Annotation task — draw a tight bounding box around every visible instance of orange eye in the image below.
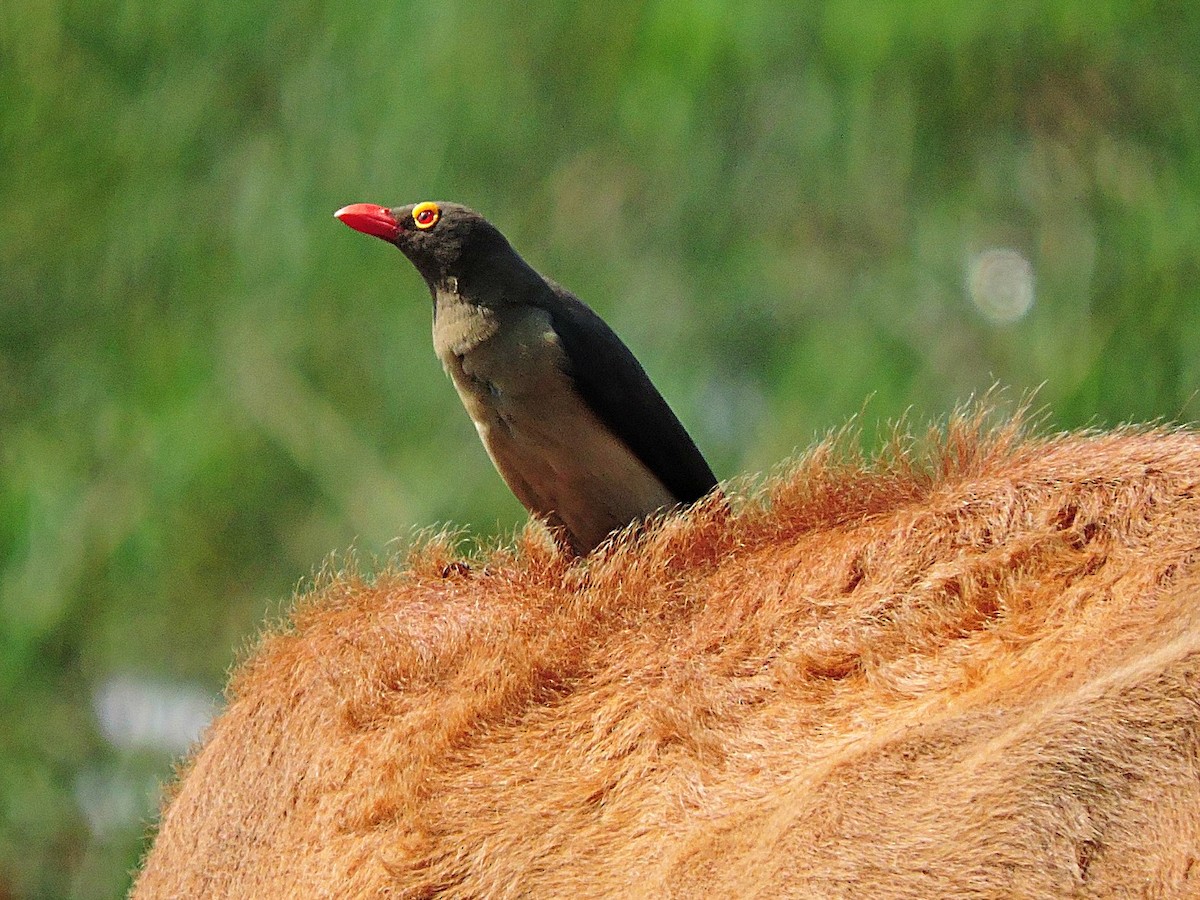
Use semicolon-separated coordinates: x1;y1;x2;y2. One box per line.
413;201;440;229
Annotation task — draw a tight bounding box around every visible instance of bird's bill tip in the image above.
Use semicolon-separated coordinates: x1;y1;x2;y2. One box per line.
334;203;400;241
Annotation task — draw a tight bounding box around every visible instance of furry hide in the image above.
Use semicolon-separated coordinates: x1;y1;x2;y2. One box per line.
134;414;1200;898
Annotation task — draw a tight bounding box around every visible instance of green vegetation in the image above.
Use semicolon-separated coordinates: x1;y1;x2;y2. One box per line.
2;1;1198;895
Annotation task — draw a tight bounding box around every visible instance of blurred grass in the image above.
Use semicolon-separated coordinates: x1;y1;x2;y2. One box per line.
2;0;1199;895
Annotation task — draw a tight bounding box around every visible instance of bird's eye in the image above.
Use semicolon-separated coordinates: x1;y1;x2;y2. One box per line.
413;202;440;229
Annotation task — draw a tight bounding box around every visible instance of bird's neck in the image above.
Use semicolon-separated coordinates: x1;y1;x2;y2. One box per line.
428;249;552;358
430;247;546;306
431;275;461;298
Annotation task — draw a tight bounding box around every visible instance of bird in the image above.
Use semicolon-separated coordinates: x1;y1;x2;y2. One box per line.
334;200;718;556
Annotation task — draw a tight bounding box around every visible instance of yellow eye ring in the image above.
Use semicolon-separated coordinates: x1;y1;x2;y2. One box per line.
413;201;440;229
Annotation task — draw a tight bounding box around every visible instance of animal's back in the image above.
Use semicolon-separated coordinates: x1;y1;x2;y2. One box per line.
134;416;1200;899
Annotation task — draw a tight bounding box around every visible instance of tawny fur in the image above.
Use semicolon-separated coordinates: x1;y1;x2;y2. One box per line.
134;412;1200;899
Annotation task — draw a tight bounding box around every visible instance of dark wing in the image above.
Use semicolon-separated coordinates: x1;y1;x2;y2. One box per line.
539;283;718;505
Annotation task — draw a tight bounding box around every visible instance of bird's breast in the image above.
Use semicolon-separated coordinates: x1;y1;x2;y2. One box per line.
435;303;562;418
434;303;676;551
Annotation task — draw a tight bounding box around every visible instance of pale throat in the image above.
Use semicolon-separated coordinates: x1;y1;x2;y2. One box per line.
432;285;501;359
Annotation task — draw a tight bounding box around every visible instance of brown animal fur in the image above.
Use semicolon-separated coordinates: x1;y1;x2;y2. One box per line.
134;412;1200;898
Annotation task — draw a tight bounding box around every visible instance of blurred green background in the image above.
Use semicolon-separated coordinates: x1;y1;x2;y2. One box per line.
2;0;1199;895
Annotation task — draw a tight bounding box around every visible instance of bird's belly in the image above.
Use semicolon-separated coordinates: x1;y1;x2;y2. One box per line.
441;330;676;552
479;399;677;550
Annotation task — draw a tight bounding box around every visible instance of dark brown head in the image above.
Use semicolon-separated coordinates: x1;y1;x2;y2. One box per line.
335;201;520;292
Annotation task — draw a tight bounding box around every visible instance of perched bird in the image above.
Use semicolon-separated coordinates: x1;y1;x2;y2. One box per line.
334;200;718;555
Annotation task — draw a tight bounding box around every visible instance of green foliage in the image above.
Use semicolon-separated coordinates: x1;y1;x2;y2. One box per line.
2;1;1198;895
